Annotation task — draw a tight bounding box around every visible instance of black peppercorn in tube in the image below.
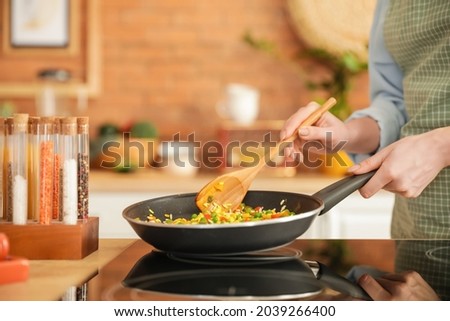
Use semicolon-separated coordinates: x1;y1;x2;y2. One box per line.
3;118;13;222
0;118;4;221
77;117;89;220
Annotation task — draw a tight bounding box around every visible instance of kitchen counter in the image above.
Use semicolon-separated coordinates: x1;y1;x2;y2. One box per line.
0;239;395;301
0;239;136;301
89;169;341;194
3;239;448;300
88;239;397;301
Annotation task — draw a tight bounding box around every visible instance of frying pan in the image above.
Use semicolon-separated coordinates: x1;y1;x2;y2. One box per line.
123;172;375;255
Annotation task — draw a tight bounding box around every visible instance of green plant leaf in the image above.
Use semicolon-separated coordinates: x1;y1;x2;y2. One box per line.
130;122;158;138
342;53;366;73
242;31;276;54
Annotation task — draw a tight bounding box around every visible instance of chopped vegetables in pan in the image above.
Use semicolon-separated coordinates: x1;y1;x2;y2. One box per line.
143;199;295;225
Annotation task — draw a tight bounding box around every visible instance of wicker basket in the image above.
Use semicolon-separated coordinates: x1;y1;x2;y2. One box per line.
286;0;376;62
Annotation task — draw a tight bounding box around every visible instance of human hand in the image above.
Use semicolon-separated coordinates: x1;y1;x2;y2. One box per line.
358;271;440;301
280;102;350;161
348;128;450;198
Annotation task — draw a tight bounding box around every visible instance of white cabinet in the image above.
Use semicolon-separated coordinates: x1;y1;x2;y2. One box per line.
301;191;394;239
90;191;170;238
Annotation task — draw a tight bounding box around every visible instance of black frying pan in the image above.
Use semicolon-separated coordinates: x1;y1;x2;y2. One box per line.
123;172;375;255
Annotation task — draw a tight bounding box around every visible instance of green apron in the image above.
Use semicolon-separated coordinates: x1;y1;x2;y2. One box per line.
384;0;450;239
383;0;450;300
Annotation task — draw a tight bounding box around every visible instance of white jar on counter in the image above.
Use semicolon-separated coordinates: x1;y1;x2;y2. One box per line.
158;141;199;177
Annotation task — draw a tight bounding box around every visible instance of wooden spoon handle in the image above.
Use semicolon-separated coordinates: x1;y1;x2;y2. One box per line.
283;97;337;143
261;97;337;167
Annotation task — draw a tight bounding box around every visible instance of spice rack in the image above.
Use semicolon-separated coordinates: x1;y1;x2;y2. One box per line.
0;217;98;260
0;115;98;260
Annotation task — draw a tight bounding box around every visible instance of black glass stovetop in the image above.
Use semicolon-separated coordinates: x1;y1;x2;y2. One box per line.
90;239;450;301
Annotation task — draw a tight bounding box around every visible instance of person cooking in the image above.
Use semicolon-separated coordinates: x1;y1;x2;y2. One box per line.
280;0;450;300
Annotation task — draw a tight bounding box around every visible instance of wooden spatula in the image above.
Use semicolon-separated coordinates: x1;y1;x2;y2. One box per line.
196;97;337;213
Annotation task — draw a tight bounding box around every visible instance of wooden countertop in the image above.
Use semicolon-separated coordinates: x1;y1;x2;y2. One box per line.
0;239;136;301
89;170;341;194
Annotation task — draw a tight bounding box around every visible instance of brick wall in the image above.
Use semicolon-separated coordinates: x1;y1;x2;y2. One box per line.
1;0;369;142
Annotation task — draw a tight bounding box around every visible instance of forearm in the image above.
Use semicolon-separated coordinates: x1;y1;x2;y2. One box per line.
344;117;381;154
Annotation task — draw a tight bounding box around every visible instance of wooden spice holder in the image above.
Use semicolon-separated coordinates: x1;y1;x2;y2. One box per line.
0;217;99;260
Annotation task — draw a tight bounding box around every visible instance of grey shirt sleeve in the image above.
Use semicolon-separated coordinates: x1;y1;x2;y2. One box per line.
347;0;409;164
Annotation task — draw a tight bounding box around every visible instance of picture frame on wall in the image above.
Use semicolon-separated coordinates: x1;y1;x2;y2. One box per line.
10;0;70;48
2;0;79;56
0;0;101;98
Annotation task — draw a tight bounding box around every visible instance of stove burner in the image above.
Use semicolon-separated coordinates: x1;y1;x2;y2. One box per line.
425;246;450;264
167;247;303;266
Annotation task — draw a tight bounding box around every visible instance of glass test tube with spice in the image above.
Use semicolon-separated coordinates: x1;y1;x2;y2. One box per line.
53;117;62;221
38;117;54;225
11;114;29;225
3;118;13;221
60;117;78;225
28;116;40;221
0;118;4;221
77;117;89;220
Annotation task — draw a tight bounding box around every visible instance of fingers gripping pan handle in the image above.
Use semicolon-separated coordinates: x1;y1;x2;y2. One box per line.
312;261;372;301
312;171;376;215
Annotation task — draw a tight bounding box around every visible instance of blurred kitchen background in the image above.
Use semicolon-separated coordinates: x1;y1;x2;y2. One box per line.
0;0;393;239
0;0;373;143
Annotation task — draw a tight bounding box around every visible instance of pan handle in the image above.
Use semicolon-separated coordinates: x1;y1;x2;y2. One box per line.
312;171;376;215
308;261;372;301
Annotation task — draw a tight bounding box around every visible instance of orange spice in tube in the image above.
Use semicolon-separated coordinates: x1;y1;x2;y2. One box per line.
38;117;54;225
53;117;62;221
